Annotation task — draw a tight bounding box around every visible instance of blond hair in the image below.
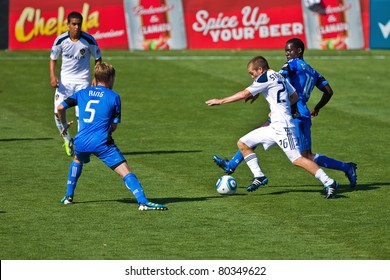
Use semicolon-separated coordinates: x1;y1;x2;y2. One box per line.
94;62;116;85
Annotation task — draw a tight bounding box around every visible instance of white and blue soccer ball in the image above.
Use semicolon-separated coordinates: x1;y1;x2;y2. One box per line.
216;175;237;195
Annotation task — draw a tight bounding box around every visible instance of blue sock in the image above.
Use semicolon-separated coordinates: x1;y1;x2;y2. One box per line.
229;150;244;170
313;154;349;172
66;161;83;197
123;173;148;204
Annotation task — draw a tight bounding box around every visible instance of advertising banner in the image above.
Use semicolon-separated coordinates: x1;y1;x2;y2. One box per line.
8;0;371;50
183;0;305;49
123;0;187;50
9;0;128;50
302;0;364;49
369;0;390;49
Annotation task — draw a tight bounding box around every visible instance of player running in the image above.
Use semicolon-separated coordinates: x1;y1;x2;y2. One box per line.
206;56;339;199
213;38;357;188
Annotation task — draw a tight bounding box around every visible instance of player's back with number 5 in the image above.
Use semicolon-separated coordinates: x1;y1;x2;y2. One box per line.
63;85;121;152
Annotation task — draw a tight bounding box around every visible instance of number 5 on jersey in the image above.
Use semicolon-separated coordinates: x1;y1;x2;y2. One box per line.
84;100;100;123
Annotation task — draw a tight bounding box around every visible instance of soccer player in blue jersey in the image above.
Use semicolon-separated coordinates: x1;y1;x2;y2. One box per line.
50;11;102;157
206;56;339;199
213;38;357;189
57;62;167;211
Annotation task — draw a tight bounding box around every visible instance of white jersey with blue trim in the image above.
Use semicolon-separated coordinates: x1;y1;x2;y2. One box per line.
50;31;101;83
246;70;296;128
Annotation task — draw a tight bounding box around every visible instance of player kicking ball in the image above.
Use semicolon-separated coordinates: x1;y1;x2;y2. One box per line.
57;62;167;210
206;56;338;199
212;38;357;188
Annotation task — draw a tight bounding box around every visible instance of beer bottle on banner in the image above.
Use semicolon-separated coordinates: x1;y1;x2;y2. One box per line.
302;0;364;49
124;0;187;50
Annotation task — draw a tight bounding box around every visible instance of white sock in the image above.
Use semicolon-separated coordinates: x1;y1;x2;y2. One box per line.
54;115;71;143
244;153;265;178
315;168;334;186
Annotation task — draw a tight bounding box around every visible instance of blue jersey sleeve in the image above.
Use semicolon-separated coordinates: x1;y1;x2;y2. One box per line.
279;62;289;78
315;74;329;91
61;95;78;109
112;95;121;124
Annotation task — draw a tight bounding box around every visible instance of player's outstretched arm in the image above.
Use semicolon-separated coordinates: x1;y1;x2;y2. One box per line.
206;89;252;106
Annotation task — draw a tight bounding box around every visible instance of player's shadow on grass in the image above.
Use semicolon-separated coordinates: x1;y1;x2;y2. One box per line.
263;183;382;199
122;150;202;156
76;194;246;205
0;137;53;142
118;194;247;205
68;184;387;204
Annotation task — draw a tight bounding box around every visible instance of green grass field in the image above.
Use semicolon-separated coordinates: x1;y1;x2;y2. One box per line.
0;49;389;260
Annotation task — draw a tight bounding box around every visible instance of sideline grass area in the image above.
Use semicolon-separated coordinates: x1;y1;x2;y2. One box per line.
0;49;389;260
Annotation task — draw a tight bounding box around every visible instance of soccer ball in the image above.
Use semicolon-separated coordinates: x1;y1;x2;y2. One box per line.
216;175;237;195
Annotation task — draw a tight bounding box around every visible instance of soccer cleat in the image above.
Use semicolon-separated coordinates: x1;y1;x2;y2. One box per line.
213;155;234;175
63;138;74;157
138;201;168;211
246;176;269;192
345;162;357;188
60;196;73;205
324;181;339;199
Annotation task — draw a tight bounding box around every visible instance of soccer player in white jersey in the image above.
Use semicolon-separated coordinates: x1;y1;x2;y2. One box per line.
50;11;102;156
206;56;339;199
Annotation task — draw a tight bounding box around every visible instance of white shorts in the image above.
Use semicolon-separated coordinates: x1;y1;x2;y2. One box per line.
239;125;302;162
54;81;89;115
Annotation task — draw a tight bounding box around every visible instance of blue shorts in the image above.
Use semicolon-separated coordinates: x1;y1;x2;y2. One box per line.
76;144;127;169
293;117;312;152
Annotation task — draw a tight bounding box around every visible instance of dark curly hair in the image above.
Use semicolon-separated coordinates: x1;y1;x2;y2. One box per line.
286;38;305;56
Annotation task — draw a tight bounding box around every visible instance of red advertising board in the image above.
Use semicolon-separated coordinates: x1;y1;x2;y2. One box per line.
8;0;370;50
183;0;305;49
9;0;128;50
